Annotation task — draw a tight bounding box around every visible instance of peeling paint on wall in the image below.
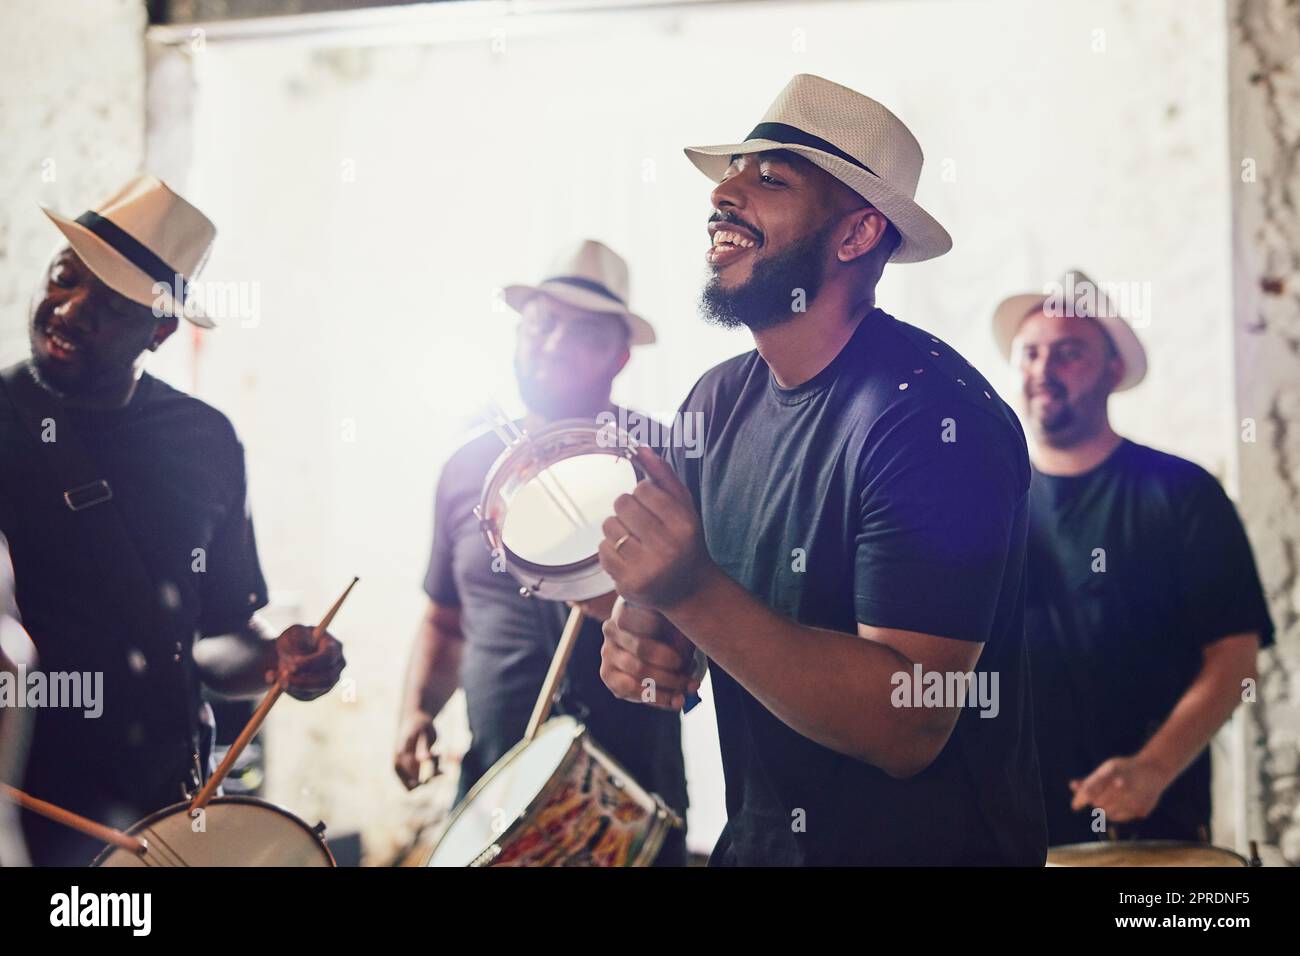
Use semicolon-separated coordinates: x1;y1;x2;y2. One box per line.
1229;0;1300;866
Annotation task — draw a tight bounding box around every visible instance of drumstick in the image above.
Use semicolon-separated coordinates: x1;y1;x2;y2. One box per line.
524;607;585;741
0;783;145;854
189;577;359;814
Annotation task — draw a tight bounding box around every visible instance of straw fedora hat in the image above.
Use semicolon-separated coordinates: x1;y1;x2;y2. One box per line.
684;73;952;263
992;269;1148;391
504;240;655;346
41;173;217;328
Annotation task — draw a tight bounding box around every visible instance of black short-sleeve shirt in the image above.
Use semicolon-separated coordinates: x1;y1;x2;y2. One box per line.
1026;440;1274;844
0;371;268;860
423;415;689;818
666;308;1047;866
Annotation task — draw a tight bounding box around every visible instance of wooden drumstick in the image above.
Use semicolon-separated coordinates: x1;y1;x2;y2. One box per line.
0;783;146;854
189;577;358;814
524;606;585;742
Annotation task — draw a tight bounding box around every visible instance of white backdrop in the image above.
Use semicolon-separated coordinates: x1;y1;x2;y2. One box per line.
138;0;1235;860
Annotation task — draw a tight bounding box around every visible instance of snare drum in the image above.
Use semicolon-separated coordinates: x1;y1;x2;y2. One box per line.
1047;840;1249;867
476;418;643;602
425;716;680;867
92;795;335;867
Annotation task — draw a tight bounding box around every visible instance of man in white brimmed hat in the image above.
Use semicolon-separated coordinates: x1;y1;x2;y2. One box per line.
993;271;1272;848
0;175;346;864
593;74;1047;865
504;239;656;347
395;239;688;864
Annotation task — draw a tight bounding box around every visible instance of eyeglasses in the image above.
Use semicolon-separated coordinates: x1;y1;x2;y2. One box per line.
519;311;626;350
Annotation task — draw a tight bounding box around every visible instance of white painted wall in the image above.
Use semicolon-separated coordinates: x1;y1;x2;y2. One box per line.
0;0;148;367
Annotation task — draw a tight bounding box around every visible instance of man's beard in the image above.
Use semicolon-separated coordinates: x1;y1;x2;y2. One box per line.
1035;396;1075;436
699;221;835;332
1031;378;1109;447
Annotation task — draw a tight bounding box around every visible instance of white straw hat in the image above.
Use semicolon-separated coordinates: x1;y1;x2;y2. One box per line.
684;74;952;263
504;240;655;346
992;269;1148;391
40;174;217;328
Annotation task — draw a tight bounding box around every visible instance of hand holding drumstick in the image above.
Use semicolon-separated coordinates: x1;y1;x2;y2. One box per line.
191;578;357;813
271;621;347;702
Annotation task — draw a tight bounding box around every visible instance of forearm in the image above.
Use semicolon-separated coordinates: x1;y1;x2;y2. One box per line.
400;619;463;719
665;565;956;776
193;616;278;698
1136;637;1258;781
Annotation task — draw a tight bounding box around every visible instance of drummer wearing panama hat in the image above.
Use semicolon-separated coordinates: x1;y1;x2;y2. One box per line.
593;74;1047;866
994;271;1273;847
395;239;688;865
0;175;346;865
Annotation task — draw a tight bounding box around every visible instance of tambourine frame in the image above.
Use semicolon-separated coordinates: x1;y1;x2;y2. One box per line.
474;418;645;601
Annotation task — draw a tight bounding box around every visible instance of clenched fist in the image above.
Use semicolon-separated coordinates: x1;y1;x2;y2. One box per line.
599;597;701;711
273;624;346;701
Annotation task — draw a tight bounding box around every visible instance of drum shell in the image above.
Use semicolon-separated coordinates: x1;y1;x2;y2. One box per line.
1046;840;1249;867
92;795;336;867
426;717;679;867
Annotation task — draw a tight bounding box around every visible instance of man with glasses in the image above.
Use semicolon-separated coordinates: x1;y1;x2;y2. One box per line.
393;240;688;864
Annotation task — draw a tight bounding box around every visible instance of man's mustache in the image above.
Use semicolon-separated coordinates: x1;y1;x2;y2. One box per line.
708;210;764;244
1026;380;1066;400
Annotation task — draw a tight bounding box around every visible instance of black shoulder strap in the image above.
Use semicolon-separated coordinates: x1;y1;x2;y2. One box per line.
1;362;117;511
0;361;200;723
0;361;172;639
0;361;168;657
0;363;203;793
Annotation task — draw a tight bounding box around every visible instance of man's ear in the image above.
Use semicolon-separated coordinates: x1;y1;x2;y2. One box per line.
837;208;890;263
149;314;180;351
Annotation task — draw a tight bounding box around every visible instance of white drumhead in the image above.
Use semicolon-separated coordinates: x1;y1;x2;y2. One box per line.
427;718;580;867
502;453;637;569
96;798;333;867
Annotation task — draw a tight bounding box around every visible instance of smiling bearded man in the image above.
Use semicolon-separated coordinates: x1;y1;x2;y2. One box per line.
993;272;1272;847
592;74;1048;866
0;176;346;865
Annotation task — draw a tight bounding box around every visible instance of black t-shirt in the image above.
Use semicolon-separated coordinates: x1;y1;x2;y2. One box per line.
0;371;268;860
1026;440;1274;844
666;308;1047;866
423;417;689;817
